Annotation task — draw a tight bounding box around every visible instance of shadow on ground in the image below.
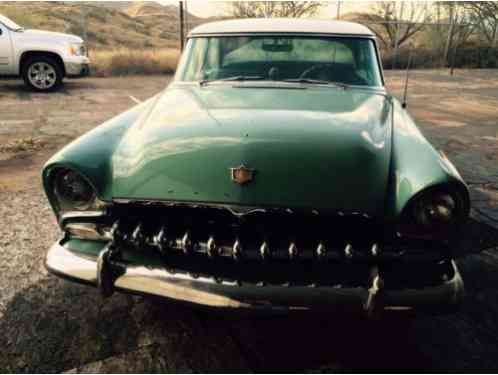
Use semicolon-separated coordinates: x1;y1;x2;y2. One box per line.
0;80;99;97
0;276;429;373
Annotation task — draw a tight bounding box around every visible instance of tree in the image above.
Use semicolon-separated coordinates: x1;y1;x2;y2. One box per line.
439;2;477;66
463;1;498;46
228;1;324;19
362;1;431;49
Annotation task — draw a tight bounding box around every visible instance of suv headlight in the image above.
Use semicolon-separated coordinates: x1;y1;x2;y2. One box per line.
52;168;97;212
69;43;86;56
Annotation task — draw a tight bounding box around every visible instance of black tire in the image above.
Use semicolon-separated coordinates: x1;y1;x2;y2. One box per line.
21;55;64;92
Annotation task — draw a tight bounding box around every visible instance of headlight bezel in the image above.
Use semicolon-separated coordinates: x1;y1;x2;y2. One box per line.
46;167;105;217
399;184;470;239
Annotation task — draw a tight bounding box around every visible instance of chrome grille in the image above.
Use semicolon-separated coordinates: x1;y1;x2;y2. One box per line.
63;201;453;288
104;201;450;261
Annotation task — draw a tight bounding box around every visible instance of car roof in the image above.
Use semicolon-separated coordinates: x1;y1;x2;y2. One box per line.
189;18;375;37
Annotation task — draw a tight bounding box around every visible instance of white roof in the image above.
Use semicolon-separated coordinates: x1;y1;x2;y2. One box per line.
189;18;375;37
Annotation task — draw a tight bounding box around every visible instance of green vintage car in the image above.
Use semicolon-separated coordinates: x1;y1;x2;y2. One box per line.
43;19;470;315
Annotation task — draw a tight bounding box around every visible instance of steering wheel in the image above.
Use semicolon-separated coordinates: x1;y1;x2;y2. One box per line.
299;64;333;79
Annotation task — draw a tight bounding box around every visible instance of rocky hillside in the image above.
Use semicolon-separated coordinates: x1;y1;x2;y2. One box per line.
0;1;205;50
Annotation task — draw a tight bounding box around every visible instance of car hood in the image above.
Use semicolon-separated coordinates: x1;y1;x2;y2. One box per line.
20;29;83;43
111;83;393;216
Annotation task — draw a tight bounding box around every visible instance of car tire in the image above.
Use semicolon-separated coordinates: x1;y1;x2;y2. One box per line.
21;55;64;92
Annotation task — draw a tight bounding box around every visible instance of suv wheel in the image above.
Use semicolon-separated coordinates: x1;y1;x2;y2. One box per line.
22;56;63;92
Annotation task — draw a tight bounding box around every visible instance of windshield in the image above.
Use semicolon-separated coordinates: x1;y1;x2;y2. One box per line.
177;35;383;87
0;14;22;31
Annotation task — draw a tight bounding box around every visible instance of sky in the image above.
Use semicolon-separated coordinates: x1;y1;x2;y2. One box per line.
159;1;373;19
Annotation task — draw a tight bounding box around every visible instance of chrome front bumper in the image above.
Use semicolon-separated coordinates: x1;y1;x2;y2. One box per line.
45;241;465;314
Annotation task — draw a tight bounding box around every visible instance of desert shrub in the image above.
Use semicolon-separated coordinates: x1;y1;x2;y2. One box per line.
66;22;85;38
91;48;180;77
159;30;175;39
87;8;107;23
86;30;108;46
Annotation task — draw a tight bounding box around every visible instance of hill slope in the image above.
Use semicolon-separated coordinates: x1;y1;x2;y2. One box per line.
0;1;204;50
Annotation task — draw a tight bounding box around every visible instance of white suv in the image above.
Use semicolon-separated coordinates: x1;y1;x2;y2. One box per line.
0;14;90;92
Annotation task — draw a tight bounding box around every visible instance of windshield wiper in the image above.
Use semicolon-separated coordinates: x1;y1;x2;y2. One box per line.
200;75;265;86
282;78;349;89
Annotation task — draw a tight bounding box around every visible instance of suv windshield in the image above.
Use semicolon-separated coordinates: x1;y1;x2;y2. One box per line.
0;14;23;31
177;35;382;87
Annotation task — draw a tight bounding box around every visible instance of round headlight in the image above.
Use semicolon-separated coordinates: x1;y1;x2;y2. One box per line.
53;169;96;211
413;192;457;228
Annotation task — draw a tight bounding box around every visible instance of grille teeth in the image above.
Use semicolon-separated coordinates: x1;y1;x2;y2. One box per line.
233;239;243;261
181;231;192;254
288;242;299;259
131;223;145;248
371;243;380;256
153;226;168;254
207;236;217;258
260;241;270;260
108;220;403;264
316;241;327;259
344;243;354;259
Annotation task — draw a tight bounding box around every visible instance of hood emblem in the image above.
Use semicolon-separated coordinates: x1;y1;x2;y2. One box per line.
230;165;255;185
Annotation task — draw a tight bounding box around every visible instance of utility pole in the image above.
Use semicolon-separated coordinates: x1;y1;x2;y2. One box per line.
336;1;341;20
184;1;189;36
179;1;184;51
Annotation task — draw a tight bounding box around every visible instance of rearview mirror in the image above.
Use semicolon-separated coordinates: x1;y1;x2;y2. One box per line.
262;39;293;53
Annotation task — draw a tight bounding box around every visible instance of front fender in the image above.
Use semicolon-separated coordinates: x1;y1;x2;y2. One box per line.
385;99;469;220
14;43;67;74
42;96;158;211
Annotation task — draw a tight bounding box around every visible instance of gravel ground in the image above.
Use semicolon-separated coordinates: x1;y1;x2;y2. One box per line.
0;72;497;372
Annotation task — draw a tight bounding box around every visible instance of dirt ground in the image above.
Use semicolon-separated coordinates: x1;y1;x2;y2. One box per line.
0;71;497;372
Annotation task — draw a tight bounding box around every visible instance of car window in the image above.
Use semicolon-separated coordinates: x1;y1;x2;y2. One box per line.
223;38;354;65
179;35;382;87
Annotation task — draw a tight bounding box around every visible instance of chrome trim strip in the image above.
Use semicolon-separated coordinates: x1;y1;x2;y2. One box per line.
65;223;112;241
46;241;465;311
61;210;107;220
60;210;107;228
111;198;374;219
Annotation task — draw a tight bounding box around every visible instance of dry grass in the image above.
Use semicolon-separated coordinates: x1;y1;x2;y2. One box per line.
0;137;46;154
90;48;180;77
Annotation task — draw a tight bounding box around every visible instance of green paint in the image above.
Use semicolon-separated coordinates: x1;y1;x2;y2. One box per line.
43;82;468;222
